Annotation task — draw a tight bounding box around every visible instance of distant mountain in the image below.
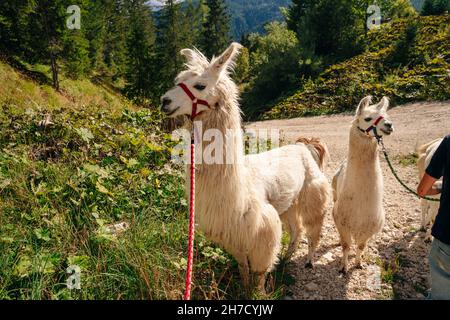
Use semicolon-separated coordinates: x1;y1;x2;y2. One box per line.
147;0;290;39
229;0;427;38
148;1;426;40
147;0;184;11
226;0;290;39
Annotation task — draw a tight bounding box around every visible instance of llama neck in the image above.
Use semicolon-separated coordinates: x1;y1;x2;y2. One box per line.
200;103;244;167
194;97;246;202
347;124;380;170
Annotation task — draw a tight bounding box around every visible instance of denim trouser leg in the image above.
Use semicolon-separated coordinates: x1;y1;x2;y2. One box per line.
429;239;450;300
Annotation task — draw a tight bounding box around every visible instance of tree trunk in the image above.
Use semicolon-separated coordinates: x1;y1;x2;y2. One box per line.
50;51;59;91
364;1;369;38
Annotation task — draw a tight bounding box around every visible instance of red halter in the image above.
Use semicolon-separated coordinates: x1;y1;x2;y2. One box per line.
178;83;211;120
358;115;385;142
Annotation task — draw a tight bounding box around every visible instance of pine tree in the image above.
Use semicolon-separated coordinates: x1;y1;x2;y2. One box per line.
241;22;302;118
286;0;313;36
233;46;250;84
4;0;93;89
421;0;448;15
180;0;205;49
422;0;436;14
389;22;418;66
23;0;69;90
84;0;127;79
200;0;231;58
155;0;184;95
62;0;91;79
62;30;91;78
0;0;34;55
102;0;128;79
434;0;450;14
286;0;364;62
124;0;156;102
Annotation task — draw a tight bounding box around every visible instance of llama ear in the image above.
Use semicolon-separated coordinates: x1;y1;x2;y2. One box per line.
180;49;197;63
376;96;389;111
356;96;372;116
209;42;243;76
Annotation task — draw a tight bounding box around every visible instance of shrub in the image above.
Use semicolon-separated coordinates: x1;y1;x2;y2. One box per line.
388;22;419;67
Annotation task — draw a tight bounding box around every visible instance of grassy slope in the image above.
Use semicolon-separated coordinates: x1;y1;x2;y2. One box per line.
263;15;450;120
0;61;253;299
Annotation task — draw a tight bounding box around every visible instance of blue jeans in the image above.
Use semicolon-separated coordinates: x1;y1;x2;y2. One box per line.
429;239;450;300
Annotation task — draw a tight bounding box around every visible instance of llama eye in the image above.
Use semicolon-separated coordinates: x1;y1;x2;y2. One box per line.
194;84;206;91
364;117;373;122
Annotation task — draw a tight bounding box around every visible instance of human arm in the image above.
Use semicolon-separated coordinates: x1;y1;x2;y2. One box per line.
418;137;447;197
417;173;441;197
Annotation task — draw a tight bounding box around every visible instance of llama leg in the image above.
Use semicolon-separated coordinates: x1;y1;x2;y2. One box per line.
236;254;250;291
425;229;433;243
425;202;437;226
253;271;267;295
248;204;282;295
285;223;302;261
282;204;302;261
338;232;351;274
420;199;429;231
355;239;369;268
425;203;439;242
243;271;268;296
305;222;323;268
332;173;339;202
300;178;328;268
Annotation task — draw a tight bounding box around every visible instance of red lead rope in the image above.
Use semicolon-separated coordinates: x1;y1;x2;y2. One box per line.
184;141;195;300
178;82;210;300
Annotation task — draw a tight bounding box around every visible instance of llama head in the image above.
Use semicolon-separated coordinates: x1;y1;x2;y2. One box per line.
160;42;242;119
354;96;394;138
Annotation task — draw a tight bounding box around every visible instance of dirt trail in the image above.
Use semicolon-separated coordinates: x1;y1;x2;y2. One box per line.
247;101;450;300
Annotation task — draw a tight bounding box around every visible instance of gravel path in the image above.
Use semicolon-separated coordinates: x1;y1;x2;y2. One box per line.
247;101;450;300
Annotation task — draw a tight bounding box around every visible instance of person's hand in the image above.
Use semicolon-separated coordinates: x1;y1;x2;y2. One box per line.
434;181;442;193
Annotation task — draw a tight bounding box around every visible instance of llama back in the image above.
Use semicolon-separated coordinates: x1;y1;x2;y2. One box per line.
417;138;442;157
417;139;443;178
296;137;329;171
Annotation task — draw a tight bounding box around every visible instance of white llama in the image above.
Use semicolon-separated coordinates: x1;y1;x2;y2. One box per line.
161;43;330;292
417;138;442;240
332;96;394;274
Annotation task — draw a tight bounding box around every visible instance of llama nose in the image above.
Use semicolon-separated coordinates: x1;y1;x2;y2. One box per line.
161;98;172;112
385;122;393;129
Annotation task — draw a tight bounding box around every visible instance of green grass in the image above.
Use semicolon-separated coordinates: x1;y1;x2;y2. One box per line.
395;153;419;167
0;60;292;300
0;59;130;114
376;253;407;300
0;102;186;299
